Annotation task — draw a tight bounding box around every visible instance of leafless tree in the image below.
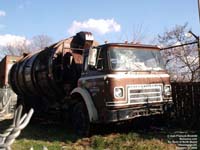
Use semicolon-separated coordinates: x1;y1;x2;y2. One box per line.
118;24;147;44
0;39;31;60
31;34;53;50
158;23;199;82
0;34;53;60
130;24;147;44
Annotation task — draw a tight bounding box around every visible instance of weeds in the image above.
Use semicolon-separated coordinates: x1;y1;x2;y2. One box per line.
0;117;198;150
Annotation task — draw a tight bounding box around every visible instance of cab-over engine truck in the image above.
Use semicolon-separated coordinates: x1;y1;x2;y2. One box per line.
9;32;173;136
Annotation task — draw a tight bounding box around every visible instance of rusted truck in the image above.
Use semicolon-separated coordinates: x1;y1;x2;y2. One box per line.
9;32;173;135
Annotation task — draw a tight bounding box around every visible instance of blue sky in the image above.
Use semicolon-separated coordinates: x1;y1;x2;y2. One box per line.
0;0;199;45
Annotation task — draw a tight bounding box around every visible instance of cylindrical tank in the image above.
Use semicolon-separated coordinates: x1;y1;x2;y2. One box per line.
9;32;94;103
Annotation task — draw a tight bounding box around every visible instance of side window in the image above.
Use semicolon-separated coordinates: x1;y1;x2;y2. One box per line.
83;56;88;72
96;50;104;71
84;48;105;72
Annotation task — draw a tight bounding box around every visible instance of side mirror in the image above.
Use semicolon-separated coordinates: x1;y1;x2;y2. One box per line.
88;48;97;66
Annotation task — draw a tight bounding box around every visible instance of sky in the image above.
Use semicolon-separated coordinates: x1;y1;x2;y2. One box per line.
0;0;199;46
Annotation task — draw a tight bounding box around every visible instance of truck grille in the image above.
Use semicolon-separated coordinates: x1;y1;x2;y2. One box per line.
127;84;162;104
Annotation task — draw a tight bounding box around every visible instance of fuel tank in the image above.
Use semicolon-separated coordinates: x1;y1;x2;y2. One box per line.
9;32;95;102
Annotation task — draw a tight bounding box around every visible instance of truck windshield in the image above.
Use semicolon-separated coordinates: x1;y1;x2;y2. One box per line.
109;47;165;71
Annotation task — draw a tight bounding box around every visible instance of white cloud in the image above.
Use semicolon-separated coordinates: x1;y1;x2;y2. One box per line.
0;34;30;47
0;10;6;17
68;18;121;35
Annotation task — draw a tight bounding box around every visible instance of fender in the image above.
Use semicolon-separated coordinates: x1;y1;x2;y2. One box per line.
71;87;98;122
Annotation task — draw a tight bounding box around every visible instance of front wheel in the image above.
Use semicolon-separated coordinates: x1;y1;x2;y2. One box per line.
71;101;90;136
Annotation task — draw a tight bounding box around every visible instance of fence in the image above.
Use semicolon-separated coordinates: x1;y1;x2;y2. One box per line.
0;88;17;120
171;82;200;127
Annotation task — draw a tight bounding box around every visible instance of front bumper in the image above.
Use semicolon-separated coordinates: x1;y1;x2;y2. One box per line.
102;101;173;123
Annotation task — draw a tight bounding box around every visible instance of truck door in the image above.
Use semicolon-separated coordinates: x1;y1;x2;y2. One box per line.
81;48;107;112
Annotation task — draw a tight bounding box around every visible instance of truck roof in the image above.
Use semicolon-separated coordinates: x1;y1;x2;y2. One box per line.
98;43;160;50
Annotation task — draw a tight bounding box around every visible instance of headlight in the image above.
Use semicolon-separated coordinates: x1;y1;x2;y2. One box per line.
114;87;124;99
164;85;171;96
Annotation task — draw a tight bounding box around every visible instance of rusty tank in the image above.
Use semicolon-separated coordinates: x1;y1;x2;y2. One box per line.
9;32;96;110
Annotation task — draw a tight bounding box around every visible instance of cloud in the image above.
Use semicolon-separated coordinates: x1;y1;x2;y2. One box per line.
0;34;30;47
0;10;6;17
68;18;121;35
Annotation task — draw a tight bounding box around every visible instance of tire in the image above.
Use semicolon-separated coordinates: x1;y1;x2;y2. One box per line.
16;96;32;115
16;96;25;109
71;101;90;136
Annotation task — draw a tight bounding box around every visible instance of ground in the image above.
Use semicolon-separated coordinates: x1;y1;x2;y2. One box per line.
0;116;199;150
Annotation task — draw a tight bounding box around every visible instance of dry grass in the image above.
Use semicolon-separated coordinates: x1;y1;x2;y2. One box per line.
0;116;198;150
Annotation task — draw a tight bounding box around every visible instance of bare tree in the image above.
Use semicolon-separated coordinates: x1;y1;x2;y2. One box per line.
158;23;199;82
118;24;147;44
0;34;53;61
31;34;53;50
130;24;147;44
0;39;31;60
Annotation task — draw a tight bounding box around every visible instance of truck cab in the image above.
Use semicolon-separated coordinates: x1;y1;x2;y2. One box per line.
73;43;172;125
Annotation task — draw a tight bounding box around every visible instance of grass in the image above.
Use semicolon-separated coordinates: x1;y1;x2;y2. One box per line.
0;116;199;150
